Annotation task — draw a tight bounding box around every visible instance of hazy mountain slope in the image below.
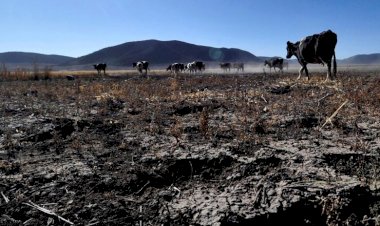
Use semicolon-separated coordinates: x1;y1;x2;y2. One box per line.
341;53;380;64
67;40;262;66
0;52;74;65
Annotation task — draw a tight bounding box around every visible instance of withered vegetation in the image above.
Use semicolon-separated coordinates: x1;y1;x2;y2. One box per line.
0;69;379;225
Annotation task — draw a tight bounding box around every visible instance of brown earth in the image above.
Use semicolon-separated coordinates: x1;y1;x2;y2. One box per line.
0;70;380;225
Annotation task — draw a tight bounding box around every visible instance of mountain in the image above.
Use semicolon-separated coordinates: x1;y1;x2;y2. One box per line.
66;39;261;66
340;53;380;65
0;52;74;65
2;43;378;67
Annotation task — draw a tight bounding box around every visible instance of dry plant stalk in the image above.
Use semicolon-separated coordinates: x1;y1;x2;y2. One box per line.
1;192;9;203
320;99;348;129
23;201;74;225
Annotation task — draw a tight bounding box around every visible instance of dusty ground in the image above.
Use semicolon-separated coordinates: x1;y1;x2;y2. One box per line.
0;70;380;225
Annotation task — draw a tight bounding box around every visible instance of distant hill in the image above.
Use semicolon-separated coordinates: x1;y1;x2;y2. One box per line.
66;40;262;66
340;53;380;65
1;45;378;68
0;52;74;65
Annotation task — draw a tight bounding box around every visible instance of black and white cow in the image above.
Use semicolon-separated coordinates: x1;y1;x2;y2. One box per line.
132;61;149;74
167;63;184;75
186;62;196;73
93;63;107;75
286;29;337;81
220;63;231;72
194;61;205;72
233;63;244;72
186;61;205;73
264;58;284;73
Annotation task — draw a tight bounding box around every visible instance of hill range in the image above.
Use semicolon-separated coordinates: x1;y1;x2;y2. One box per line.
67;40;261;66
339;53;380;65
0;52;73;65
0;40;379;68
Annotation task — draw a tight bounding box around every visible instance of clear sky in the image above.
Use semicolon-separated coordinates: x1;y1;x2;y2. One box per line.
1;0;379;59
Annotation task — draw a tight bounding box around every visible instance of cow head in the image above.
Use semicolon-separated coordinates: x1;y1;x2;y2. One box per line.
264;60;269;66
286;41;297;59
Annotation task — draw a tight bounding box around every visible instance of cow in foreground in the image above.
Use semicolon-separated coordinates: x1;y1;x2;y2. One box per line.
264;58;284;73
286;29;337;81
133;61;149;74
93;63;107;75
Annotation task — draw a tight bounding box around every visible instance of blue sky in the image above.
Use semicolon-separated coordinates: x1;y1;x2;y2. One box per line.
1;0;379;59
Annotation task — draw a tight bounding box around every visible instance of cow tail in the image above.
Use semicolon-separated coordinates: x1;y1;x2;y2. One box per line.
333;51;337;75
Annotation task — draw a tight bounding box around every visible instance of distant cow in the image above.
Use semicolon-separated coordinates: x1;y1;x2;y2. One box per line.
186;61;205;73
93;63;107;75
66;75;75;81
132;61;149;74
264;58;284;73
220;63;231;72
186;62;196;73
167;63;184;75
283;60;289;70
194;61;205;72
286;29;337;81
233;63;244;72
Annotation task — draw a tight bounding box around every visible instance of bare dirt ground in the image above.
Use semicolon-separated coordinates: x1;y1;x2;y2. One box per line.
0;69;380;225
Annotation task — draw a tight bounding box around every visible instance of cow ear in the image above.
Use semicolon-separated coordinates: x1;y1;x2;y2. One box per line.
287;41;291;45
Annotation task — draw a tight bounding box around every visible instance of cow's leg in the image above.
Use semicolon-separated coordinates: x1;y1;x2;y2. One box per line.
325;61;332;81
304;66;310;80
297;67;304;79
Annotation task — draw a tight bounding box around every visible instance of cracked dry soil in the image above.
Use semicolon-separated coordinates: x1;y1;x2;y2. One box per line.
0;71;380;225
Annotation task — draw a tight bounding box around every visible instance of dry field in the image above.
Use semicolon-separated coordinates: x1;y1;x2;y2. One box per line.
0;68;380;225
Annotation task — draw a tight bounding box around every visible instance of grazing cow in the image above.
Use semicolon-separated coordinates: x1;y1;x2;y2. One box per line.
286;29;337;81
132;61;149;74
220;63;231;72
264;58;284;73
233;63;244;72
93;63;107;75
